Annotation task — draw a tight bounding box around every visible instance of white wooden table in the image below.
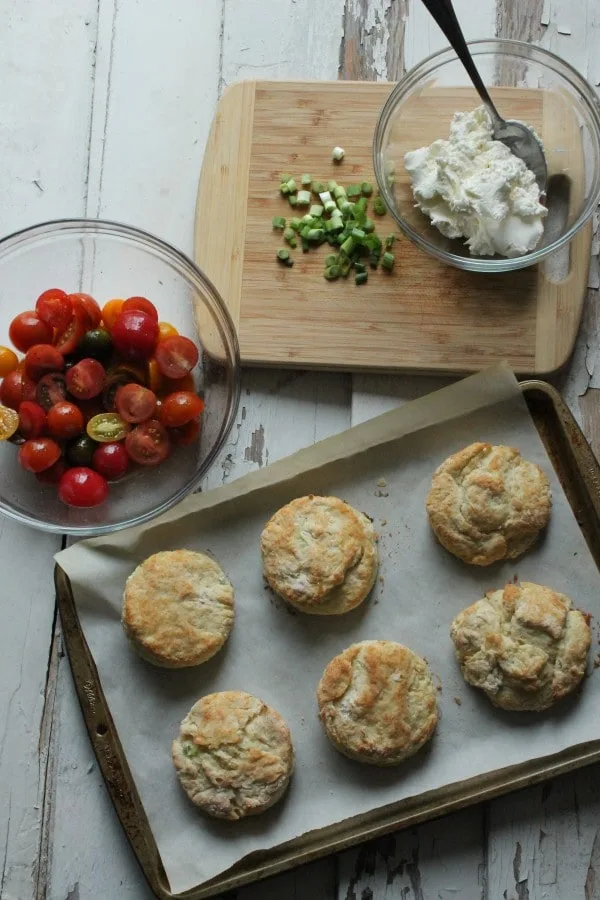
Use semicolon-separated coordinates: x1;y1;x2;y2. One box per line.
1;1;599;897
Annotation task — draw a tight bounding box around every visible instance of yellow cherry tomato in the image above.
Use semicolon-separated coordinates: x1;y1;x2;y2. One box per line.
101;298;125;332
157;321;178;342
0;346;19;377
147;358;163;393
86;413;129;443
0;404;19;440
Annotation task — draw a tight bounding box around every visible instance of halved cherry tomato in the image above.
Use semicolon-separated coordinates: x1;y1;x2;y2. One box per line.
0;347;19;377
54;311;86;355
122;296;158;322
102;364;146;411
111;310;159;362
36;458;68;485
169;418;201;446
101;298;125;331
18;401;47;439
24;344;64;381
18;437;61;472
36;373;67;411
0;405;19;441
58;467;108;507
9;311;52;353
1;371;37;410
92;442;129;480
47;401;84;439
147;358;163;393
160;372;195;395
125;419;170;466
115;384;157;423
159;391;204;427
69;293;102;330
157;321;178;342
155;336;199;379
66;358;105;400
35;289;73;331
86;412;129;443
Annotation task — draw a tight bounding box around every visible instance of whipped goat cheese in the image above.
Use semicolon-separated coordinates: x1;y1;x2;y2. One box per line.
404;106;547;258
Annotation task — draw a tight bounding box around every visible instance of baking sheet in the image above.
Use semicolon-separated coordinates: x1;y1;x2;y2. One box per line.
55;364;600;895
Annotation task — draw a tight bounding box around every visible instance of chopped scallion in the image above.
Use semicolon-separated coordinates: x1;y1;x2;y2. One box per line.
373;196;387;215
382;251;395;270
296;190;311;206
319;190;332;204
288;194;298;207
272;216;286;229
340;235;355;255
309;204;324;218
286;178;297;193
384;233;395;250
324;199;336;214
290;217;302;231
351;227;366;241
325;253;338;267
327;180;338;192
361;181;373;196
355;271;368;285
301;173;312;186
312;180;324;195
331;146;345;162
307;228;324;241
346;184;361;198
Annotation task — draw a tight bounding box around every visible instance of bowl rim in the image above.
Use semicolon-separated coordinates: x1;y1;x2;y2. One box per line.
373;38;600;272
0;217;242;535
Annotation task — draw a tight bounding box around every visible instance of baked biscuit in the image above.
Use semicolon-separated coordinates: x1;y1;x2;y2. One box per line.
426;442;551;566
122;550;234;668
260;495;378;615
172;691;294;820
317;640;438;765
450;582;591;711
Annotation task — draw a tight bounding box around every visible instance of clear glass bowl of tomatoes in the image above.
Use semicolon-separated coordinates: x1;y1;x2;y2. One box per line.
0;220;240;534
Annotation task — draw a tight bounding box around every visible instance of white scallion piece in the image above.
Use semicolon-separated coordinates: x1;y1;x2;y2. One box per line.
332;146;345;162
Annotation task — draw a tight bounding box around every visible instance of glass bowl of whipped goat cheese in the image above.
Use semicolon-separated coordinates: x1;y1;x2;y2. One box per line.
374;40;600;272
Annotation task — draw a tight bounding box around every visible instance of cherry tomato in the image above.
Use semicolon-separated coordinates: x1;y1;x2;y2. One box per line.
0;346;19;377
47;401;84;439
18;401;47;439
69;293;102;330
1;371;37;410
160;372;195;395
77;328;113;363
0;405;19;441
92;442;129;480
115;383;157;423
86;412;129;443
36;373;67;411
36;458;68;485
111;310;159;362
35;289;73;331
54;311;86;355
102;364;146;411
18;437;61;473
122;296;158;322
159;391;204;427
101;298;125;331
155;336;199;379
147;358;163;393
24;344;64;381
9;311;52;353
67;434;97;466
66;358;105;400
58;467;108;507
125;419;170;466
169;418;201;446
157;321;178;342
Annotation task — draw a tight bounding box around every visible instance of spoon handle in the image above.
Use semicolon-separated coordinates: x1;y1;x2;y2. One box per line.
419;0;502;124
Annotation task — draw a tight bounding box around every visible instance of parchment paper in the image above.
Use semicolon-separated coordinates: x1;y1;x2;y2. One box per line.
55;364;600;895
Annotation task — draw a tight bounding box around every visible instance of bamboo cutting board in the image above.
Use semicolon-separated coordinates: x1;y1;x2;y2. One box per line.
194;80;591;375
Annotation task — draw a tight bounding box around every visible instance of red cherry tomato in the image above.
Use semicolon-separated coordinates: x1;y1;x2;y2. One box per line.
58;467;109;507
47;401;84;439
1;371;37;409
35;289;73;331
111;310;159;362
18;437;61;472
66;358;105;400
54;310;86;355
115;383;157;423
36;458;68;485
9;311;52;353
36;373;67;411
155;336;199;379
125;419;170;466
18;401;47;439
122;296;159;322
92;442;129;480
159;391;204;427
68;293;102;330
169;418;201;446
24;344;64;381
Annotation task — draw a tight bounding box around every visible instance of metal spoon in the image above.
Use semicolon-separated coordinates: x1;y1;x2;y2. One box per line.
419;0;548;194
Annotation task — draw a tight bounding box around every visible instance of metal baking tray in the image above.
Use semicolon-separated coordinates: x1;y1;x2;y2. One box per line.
54;380;600;900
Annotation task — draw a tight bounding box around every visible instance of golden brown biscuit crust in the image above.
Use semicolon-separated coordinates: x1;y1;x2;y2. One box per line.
172;691;294;820
450;582;591;711
260;496;378;615
317;640;438;765
122;550;234;668
426;443;551;566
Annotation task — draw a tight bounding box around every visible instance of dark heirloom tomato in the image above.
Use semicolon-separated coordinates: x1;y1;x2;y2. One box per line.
66;358;105;400
159;391;204;427
125;419;170;466
1;371;37;410
18;401;47;439
111;310;158;361
77;328;113;362
102;364;146;411
9;311;52;352
58;467;108;507
67;435;97;466
36;373;67;411
154;336;199;379
35;289;72;331
18;437;61;473
47;401;84;439
115;383;156;423
92;442;129;479
24;344;64;381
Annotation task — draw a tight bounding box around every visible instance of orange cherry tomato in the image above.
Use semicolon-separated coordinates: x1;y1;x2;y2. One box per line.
101;298;125;332
157;321;179;342
147;358;163;393
159;391;204;427
0;347;19;377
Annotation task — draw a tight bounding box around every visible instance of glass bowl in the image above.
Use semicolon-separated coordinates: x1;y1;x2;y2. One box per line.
0;219;240;535
374;39;600;272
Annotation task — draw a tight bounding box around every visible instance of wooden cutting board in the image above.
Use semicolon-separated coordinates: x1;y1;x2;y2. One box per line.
194;80;591;375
